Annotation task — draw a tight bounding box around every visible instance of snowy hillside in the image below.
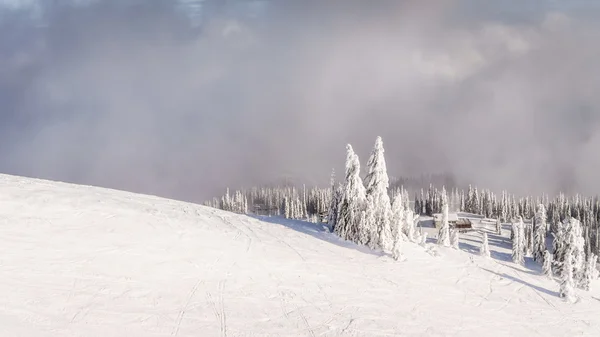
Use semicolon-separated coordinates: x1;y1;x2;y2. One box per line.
1;174;600;336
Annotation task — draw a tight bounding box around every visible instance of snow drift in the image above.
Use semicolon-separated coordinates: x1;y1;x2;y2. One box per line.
1;173;599;336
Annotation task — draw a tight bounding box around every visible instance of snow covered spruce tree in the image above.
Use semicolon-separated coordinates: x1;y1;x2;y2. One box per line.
582;253;599;291
556;218;588;294
404;208;418;243
363;137;393;251
570;218;586;288
450;228;460;249
327;184;342;231
512;221;524;265
560;244;576;302
533;204;547;263
334;145;367;244
392;220;404;261
327;168;341;231
390;190;405;241
552;221;568;275
542;250;553;278
437;193;451;247
518;216;527;257
480;232;491;258
496;218;502;236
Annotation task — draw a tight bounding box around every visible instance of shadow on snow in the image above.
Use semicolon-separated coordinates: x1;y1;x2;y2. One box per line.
481;267;558;298
249;215;385;257
459;232;545;276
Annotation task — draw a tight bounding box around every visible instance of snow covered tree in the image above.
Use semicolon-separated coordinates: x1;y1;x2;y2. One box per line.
404;208;418;243
553;221;568;274
500;191;508;221
466;185;474;213
222;188;232;211
572;222;586;287
582;253;598;291
283;197;291;219
327;184;342;231
473;187;481;215
518;217;527;257
364;137;393;251
390;191;405;241
480;232;490;258
556;218;587;290
512;222;524;265
335;145;367;244
484;190;494;218
496;218;502;236
450;228;460;249
542;250;553;278
301;184;308;219
533;204;547;263
437;193;451;247
392;220;404;261
559;246;576;302
554;218;585;287
525;222;534;257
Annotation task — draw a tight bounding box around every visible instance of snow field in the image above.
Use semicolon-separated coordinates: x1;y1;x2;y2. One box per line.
1;174;600;336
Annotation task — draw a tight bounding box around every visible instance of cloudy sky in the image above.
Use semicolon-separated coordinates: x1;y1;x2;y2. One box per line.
1;0;600;202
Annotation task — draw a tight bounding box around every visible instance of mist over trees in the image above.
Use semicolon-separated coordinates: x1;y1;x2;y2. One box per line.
207;137;600;259
206;135;600;299
4;1;600;204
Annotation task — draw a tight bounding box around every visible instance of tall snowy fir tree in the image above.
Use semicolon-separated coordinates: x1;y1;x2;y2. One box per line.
496;218;502;236
437;193;451;247
542;250;553;278
404;208;418;243
392;220;404;261
390;191;405;242
327;184;342;231
560;245;576;302
554;219;578;284
450;228;460;249
553;221;568;274
582;253;599;291
363;137;393;251
517;216;527;258
512;221;524;265
466;185;474;213
473;187;481;215
556;218;588;293
327;168;340;231
569;218;586;288
533;204;547;263
334;145;367;244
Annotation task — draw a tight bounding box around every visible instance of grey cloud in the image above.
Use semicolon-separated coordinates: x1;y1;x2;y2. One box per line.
1;1;600;202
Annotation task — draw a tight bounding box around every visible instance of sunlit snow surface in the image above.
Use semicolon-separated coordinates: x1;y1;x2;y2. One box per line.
1;173;600;336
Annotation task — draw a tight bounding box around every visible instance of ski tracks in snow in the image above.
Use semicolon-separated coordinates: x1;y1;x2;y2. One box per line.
216;214;256;254
242;218;308;262
171;279;203;336
205;280;227;337
277;290;319;337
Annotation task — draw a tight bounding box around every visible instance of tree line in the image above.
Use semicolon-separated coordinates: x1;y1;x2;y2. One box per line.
205;137;600;301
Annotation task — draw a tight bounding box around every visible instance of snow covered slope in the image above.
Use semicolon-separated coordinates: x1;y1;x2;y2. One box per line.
1;174;600;337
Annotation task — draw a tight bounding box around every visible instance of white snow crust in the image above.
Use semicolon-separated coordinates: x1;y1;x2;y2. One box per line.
1;174;600;336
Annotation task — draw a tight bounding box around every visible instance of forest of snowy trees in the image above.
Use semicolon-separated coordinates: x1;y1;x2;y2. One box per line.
205;136;600;301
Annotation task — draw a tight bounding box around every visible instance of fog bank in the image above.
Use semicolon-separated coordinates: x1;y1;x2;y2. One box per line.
1;0;600;201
